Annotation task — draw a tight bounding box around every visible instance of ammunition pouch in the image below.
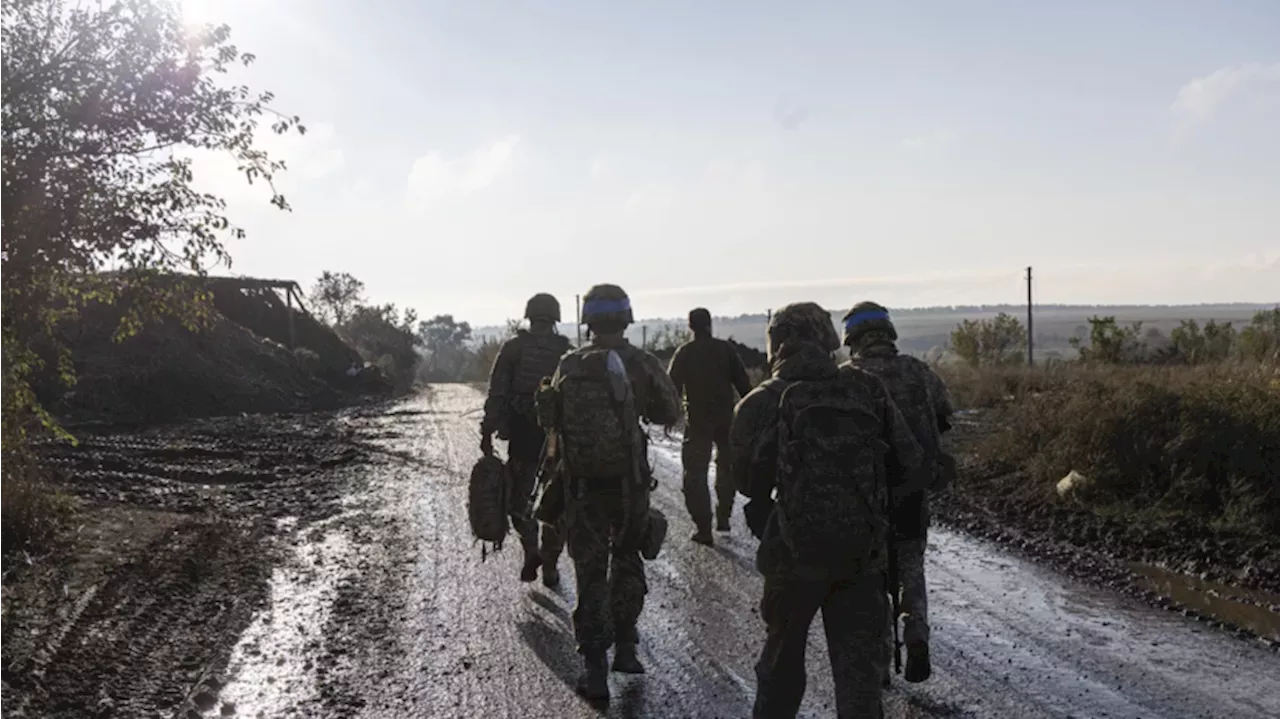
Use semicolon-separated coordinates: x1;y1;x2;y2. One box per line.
640;508;668;560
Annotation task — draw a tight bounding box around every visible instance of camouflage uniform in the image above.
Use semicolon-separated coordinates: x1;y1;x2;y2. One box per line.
731;303;926;718
667;309;753;537
840;300;955;681
554;285;682;700
481;296;572;581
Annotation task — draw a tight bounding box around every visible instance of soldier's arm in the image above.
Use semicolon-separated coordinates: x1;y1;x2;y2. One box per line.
667;345;687;400
880;385;928;497
727;342;753;398
924;366;956;434
641;352;684;427
730;386;779;499
480;341;518;434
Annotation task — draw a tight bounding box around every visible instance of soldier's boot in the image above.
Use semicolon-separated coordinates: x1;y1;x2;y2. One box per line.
576;652;610;701
715;510;731;533
905;640;931;683
690;525;714;546
519;537;542;583
541;563;560;589
611;642;645;674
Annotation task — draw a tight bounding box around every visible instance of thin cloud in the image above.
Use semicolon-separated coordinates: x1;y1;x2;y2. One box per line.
901;128;956;151
631;269;1019;298
186;121;345;205
405;135;521;210
1171;62;1280;134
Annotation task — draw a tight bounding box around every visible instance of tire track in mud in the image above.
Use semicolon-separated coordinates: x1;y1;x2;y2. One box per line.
12;519;272;718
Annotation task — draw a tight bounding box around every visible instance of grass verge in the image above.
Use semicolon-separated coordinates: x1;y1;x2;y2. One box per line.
2;447;78;574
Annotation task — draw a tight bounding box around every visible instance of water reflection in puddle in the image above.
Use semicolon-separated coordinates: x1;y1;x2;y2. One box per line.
216;529;354;716
1129;562;1280;642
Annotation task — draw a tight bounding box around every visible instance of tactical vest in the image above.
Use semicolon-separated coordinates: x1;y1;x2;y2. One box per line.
511;332;571;418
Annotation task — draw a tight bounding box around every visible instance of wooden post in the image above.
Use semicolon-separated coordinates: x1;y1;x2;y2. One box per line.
1026;267;1034;367
642;325;648;349
286;286;296;349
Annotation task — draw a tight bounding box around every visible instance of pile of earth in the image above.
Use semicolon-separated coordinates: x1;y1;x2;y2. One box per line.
34;280;392;426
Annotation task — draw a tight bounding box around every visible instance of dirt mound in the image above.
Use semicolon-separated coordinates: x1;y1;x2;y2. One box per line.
208;278;361;382
39;300;351;425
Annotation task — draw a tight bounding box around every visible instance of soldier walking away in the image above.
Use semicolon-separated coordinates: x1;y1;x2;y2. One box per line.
731;302;927;719
840;301;955;684
667;307;753;546
544;284;682;701
480;293;572;588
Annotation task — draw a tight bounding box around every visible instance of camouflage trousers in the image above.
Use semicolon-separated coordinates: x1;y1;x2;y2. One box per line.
893;537;929;645
565;484;648;655
507;455;563;567
681;418;735;530
753;570;889;719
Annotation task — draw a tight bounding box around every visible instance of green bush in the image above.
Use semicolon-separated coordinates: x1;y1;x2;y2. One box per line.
980;365;1280;536
1;450;78;567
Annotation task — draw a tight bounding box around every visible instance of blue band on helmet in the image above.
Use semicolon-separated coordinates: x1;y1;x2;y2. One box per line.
582;297;631;317
844;309;889;331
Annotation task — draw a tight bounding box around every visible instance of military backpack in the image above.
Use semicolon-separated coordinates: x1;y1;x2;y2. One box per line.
768;377;892;574
554;347;637;479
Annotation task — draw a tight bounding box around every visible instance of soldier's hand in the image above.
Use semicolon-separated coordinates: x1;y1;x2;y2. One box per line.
480;432;494;456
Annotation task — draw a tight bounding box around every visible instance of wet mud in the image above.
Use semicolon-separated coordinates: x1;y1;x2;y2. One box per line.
5;386;1279;718
937;409;1280;652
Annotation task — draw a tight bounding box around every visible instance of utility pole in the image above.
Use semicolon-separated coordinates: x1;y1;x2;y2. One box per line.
641;325;648;349
765;308;772;349
1026;266;1034;367
575;294;582;347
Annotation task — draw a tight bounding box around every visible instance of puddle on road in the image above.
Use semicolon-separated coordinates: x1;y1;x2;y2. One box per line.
216;527;356;717
1129;562;1280;642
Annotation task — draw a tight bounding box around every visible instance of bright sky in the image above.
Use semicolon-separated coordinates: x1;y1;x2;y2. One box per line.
185;0;1280;326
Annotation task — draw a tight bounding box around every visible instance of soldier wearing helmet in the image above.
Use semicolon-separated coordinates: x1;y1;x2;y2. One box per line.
730;302;926;718
480;293;572;587
840;300;955;684
543;284;682;701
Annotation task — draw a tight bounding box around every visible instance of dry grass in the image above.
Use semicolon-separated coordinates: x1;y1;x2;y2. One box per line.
2;451;78;571
944;362;1280;538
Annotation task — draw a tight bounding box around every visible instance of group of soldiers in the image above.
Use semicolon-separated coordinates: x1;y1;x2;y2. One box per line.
480;284;954;718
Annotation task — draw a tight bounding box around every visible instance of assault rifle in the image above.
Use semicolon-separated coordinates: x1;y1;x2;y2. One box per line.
887;539;903;676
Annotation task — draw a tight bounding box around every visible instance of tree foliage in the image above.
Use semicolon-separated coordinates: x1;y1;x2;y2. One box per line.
948;313;1026;367
417;314;473;378
644;324;693;354
1238;308;1280;363
308;271;366;326
1170;319;1237;364
1069;316;1148;364
341;303;419;390
2;0;302;440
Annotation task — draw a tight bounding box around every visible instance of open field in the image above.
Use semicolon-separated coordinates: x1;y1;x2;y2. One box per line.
477;303;1276;359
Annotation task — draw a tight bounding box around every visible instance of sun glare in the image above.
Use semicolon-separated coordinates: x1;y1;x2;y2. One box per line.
179;0;234;30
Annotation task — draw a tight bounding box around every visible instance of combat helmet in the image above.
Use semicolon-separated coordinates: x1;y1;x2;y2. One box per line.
580;284;634;326
524;293;562;323
841;300;898;348
766;302;840;360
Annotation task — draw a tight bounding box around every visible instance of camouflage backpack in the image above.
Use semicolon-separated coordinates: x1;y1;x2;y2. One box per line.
768;376;892;574
555;347;637;478
467;454;509;555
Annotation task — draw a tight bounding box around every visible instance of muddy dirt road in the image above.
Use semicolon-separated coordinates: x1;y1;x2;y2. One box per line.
10;384;1280;718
